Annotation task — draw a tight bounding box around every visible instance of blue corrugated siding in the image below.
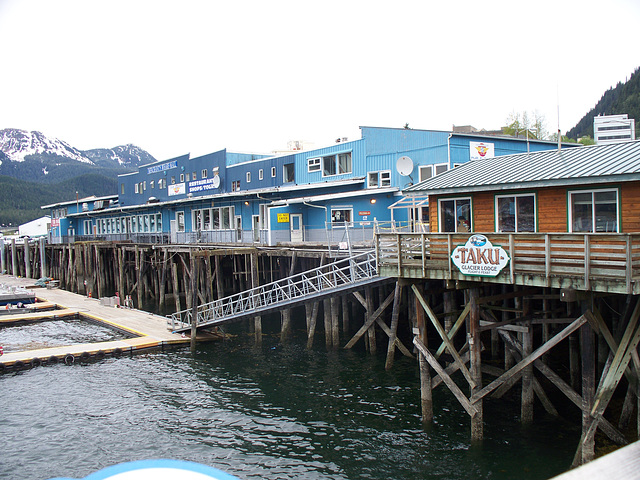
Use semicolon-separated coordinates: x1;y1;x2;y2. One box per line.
226;154;295;190
361;127;450;157
294;139;366;185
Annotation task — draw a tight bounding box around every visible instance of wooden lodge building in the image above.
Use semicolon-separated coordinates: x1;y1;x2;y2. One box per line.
375;140;640;465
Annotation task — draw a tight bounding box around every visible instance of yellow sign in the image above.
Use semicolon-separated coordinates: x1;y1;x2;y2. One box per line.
277;213;290;223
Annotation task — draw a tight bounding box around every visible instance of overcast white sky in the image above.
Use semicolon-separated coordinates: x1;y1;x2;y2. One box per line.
1;0;638;161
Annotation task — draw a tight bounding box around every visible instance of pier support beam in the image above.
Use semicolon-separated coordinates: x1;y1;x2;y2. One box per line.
469;287;483;441
11;239;17;276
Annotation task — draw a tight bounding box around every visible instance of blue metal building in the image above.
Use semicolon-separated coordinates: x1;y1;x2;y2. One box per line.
42;126;578;247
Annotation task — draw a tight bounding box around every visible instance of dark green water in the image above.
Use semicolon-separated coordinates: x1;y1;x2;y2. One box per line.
0;327;579;480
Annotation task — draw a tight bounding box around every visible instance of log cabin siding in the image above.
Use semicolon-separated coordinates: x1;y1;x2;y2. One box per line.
537;188;568;232
426;180;640;234
470;192;494;232
621;181;640;232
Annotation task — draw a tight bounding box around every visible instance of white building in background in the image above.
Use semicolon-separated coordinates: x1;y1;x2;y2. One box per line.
18;216;51;238
594;114;636;145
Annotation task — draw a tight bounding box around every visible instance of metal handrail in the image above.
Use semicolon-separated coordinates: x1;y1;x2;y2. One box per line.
169;250;378;330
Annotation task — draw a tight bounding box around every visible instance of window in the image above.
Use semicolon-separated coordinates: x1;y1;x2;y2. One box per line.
283;163;295;183
322;152;352;176
121;183;125;194
246;172;251;183
439;198;471;232
496;194;536;232
259;169;263;180
176;212;185;232
180;173;184;182
368;170;391;188
192;171;197;180
185;173;190;182
570;189;618;232
150;180;154;189
308;157;321;172
435;163;448;175
330;208;353;226
193;210;202;231
271;166;276;178
232;180;241;192
134;183;139;194
202;169;208;179
143;181;146;191
171;176;176;185
220;206;232;229
419;166;432;182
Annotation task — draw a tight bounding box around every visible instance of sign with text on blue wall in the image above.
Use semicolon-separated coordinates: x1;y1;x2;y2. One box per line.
189;177;220;193
147;160;177;174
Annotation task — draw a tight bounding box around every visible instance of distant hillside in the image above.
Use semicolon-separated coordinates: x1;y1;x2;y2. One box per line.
0;129;156;183
567;67;640;139
0;173;117;226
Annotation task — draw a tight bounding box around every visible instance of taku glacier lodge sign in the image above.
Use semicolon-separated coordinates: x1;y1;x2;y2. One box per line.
451;234;510;277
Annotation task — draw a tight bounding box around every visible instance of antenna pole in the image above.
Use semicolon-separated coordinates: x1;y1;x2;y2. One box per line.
557;84;561;151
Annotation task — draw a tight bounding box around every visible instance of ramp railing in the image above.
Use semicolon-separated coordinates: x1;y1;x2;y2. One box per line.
169;250;378;332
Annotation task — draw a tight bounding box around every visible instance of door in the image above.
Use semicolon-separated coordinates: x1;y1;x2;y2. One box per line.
290;214;303;242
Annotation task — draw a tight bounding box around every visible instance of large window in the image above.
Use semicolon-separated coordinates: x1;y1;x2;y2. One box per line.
570;189;618;232
439;198;471;232
322;152;352;176
496;194;536;232
192;207;235;230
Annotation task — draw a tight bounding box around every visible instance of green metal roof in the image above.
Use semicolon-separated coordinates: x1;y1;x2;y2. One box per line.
405;140;640;195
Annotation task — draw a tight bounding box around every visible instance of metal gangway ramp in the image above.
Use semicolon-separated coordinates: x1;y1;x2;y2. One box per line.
169;250;389;333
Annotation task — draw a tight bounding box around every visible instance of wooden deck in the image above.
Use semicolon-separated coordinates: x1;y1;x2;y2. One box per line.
376;232;640;294
0;274;211;371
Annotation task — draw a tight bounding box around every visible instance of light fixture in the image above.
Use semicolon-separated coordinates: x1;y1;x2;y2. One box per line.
370;198;377;204
244;201;250;206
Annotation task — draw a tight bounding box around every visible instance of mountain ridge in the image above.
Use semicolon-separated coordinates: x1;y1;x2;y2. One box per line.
0;128;156;183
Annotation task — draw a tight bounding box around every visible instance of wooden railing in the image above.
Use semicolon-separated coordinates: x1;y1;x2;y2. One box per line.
375;232;640;295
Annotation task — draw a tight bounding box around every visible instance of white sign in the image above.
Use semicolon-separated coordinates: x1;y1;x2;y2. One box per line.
451;234;509;277
469;141;495;161
168;183;186;196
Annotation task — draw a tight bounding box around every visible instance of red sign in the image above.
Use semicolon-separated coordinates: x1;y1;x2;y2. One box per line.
358;211;371;216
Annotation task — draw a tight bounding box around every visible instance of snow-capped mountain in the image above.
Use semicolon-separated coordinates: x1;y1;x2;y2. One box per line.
0;128;93;164
0;128;156;183
84;144;156;169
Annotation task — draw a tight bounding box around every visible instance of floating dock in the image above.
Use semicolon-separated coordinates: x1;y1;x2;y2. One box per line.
0;274;211;372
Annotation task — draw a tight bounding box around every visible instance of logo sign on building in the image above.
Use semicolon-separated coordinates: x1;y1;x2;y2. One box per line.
469;141;495;161
451;234;509;277
277;213;290;223
358;211;371;216
147;160;177;174
168;183;186;196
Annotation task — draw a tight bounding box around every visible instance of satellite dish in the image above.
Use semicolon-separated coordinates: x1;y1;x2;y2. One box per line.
212;176;220;188
396;156;414;176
